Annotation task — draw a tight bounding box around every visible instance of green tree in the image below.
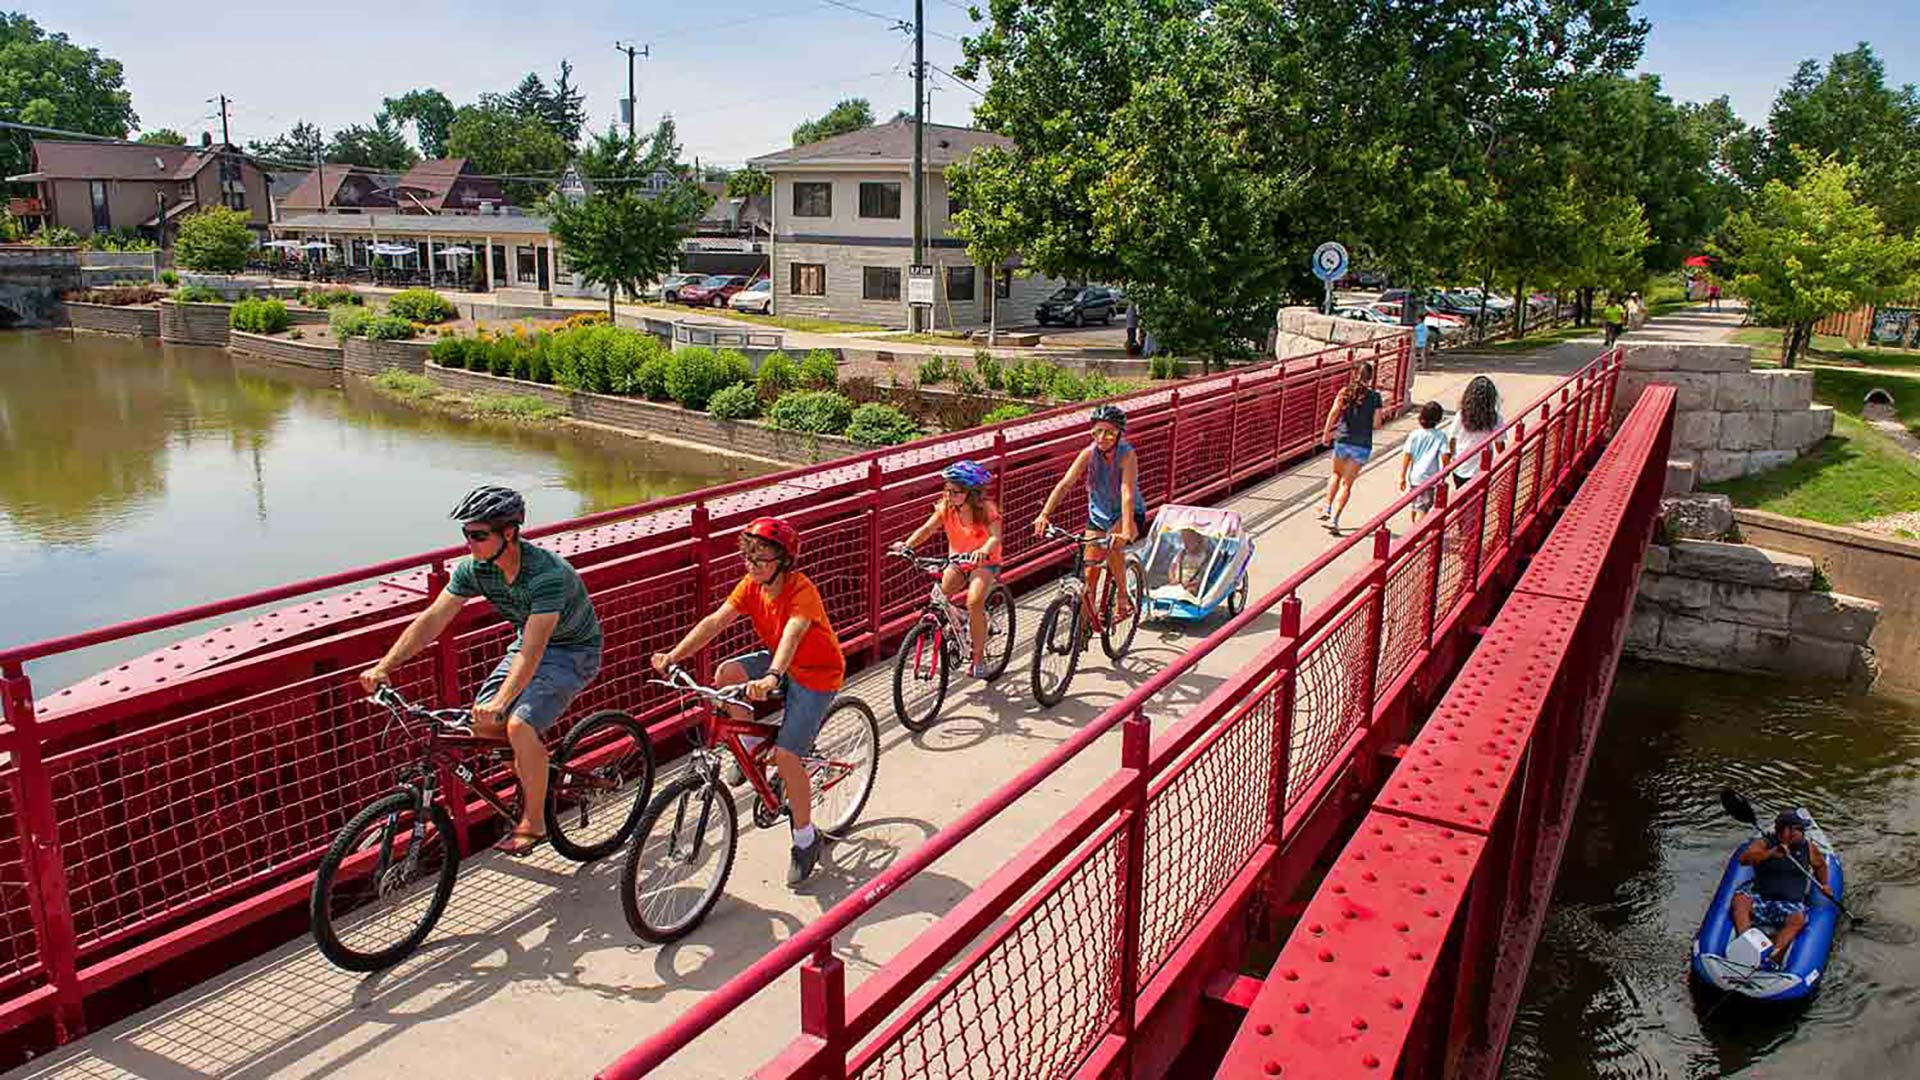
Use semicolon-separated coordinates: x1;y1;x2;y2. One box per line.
383;88;456;157
546;60;587;144
248;120;324;164
726;167;771;198
0;13;137;178
1760;44;1920;234
792;98;873;146
327;113;418;170
137;128;186;145
1716;152;1920;366
545;121;705;316
173;206;255;273
448;103;571;203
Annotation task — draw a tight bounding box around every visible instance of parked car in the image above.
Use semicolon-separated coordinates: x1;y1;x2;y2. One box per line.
1333;306;1399;325
646;273;701;303
728;279;772;314
679;274;751;308
1035;285;1118;326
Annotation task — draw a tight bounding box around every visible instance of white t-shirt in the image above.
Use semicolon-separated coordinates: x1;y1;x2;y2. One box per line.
1448;411;1505;481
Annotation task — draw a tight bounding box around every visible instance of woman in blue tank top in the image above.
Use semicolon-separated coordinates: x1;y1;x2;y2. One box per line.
1034;404;1147;623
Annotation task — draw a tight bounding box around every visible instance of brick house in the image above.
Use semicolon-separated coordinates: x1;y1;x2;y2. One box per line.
8;138;272;242
747;120;1061;330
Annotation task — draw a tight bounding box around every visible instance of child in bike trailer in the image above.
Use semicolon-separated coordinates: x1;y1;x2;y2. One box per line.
1033;403;1148;627
893;459;1004;678
360;485;603;857
651;516;844;886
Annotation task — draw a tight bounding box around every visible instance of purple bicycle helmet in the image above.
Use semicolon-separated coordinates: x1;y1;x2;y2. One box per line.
942;459;992;490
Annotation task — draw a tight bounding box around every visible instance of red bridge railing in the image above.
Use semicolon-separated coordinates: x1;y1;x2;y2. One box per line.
1214;383;1674;1080
0;335;1409;1046
599;348;1625;1079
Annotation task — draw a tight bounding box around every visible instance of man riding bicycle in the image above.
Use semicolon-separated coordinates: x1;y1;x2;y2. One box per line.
651;516;845;886
358;485;603;856
1033;403;1147;626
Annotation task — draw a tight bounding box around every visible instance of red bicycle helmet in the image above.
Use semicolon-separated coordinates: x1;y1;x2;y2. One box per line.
742;516;800;559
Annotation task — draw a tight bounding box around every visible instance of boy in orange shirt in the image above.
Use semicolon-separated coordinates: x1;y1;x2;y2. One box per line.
652;516;845;885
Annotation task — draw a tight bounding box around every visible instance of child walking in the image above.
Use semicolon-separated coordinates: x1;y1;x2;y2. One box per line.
1399;401;1449;523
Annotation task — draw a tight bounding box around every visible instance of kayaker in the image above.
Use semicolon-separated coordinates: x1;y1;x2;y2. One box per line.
1730;810;1830;966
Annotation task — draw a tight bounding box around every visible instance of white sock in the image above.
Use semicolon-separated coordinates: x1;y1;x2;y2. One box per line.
792;824;817;848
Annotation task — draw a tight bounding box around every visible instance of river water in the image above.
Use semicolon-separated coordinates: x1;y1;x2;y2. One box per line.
0;331;760;693
1505;661;1920;1079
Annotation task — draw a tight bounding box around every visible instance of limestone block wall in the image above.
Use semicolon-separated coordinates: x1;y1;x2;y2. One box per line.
160;301;233;347
1274;307;1409;360
1627;539;1879;683
341;337;430;376
60;301;160;337
1614;343;1833;485
229;331;344;372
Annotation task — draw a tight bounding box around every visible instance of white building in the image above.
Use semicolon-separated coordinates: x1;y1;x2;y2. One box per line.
748;120;1061;330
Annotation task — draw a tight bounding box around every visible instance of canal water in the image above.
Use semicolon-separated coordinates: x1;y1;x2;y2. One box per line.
1505;661;1920;1079
0;331;761;692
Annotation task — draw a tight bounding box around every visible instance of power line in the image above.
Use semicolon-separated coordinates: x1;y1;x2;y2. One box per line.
928;63;983;97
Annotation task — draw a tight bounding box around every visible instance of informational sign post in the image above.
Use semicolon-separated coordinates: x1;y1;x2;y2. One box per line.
1311;241;1349;316
907;264;936;307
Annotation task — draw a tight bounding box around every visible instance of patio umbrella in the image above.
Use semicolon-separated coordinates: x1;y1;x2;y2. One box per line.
1683;255;1712;268
300;241;336;251
370;243;417;257
262;239;304;250
436;245;475;257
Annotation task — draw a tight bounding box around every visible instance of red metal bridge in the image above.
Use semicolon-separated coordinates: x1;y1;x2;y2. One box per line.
0;334;1673;1078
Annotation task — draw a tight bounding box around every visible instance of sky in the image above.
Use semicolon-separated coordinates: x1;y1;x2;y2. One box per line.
22;1;1920;169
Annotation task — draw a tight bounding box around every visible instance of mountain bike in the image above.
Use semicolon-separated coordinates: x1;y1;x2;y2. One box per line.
888;548;1017;731
1029;524;1144;707
310;685;655;971
620;665;879;943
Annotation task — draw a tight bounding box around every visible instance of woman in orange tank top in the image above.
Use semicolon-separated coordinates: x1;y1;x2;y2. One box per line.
894;460;1002;677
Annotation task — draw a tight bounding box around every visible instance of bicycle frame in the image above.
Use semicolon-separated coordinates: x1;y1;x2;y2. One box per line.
654;668;860;821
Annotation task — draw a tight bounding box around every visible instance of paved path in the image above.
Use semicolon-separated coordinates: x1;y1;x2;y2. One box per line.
11;342;1619;1080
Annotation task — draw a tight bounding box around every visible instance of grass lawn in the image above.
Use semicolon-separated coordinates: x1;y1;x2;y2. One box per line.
1704;411;1920;526
1732;326;1920;371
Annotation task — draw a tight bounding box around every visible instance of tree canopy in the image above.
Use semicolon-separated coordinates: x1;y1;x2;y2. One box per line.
326;112;418;171
793;98;873;146
173;206;254;273
545;125;707;317
0;12;137;177
136;128;186;145
448;103;570;204
1758;44;1920;235
383;88;457;158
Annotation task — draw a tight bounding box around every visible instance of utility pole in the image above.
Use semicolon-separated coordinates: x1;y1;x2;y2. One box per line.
210;94;231;146
615;41;648;148
910;0;925;332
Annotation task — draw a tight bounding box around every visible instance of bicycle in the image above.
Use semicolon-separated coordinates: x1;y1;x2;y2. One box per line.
621;665;879;943
888;548;1017;731
1029;524;1145;708
309;685;655;972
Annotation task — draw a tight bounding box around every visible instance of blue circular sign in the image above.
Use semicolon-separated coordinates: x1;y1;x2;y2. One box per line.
1312;241;1349;282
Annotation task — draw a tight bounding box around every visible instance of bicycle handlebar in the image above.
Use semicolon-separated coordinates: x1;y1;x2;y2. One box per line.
647;664;762;707
888;546;981;572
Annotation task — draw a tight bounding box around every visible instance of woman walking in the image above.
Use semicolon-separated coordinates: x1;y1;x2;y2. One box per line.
1318;361;1383;534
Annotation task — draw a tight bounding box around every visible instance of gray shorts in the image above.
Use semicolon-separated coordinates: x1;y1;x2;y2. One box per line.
730;650;836;755
1411;484;1438;513
477;640;602;733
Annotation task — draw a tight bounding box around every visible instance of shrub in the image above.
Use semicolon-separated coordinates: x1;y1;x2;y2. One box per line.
665;347;752;410
27;225;82;247
173;207;254;272
916;354;950;386
1080;372;1129;401
932;393;994;431
1003;358;1051;398
560;310;611;330
755;350;798;402
767;389;855;434
954;367;983;395
159;270;179;287
798;349;838;389
430;334;469;369
174;283;223;304
329;305;374;338
65;286;162;306
302;287;361;309
636;354;672;400
982;403;1035;425
974;350;1004;391
845;403;922;446
85;229;157;253
472;393;565;420
229;298;289;334
385;288;457;324
1149;354;1189;380
1047;367;1089;401
708;382;762;420
839;374;884;404
362;314;418;340
486;334;517;376
373;370;437;398
547;323;664;394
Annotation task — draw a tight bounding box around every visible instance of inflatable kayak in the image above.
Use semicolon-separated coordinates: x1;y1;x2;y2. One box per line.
1690;809;1844;1002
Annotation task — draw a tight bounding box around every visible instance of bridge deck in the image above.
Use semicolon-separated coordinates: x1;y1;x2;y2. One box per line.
9;352;1601;1080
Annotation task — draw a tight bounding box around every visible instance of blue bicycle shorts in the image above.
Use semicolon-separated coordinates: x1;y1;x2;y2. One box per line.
477;640;602;734
729;650;836;755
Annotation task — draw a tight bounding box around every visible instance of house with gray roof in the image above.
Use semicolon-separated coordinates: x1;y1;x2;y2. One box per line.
8;138;272;244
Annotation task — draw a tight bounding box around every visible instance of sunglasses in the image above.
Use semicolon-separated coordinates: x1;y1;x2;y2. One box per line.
463;527;495;542
741;550;781;566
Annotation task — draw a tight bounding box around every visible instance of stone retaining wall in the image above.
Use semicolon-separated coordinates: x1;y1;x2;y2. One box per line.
342;337;430;376
1627;539;1880;683
1615;343;1833;486
286;307;331;327
229;331;343;372
160;301;232;346
426;363;857;465
60;301;159;337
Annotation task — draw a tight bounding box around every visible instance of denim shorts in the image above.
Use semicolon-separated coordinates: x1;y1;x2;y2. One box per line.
477;640;603;733
730;650;836;755
1333;442;1372;465
1736;882;1807;927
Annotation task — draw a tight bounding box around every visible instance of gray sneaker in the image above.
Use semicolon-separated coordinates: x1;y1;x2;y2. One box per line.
787;832;823;887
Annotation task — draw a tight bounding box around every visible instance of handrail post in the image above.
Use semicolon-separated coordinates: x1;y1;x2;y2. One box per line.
865;458;884;660
426;559;473;855
1264;596;1302;919
799;940;849;1079
1360;529;1390;726
1469;447;1494;589
1114;707;1151;1079
1423;485;1447;651
1505;421;1526;540
692;501;714;685
1224;375;1242;489
1534;401;1552;510
2;662;85;1041
1166;387;1183;502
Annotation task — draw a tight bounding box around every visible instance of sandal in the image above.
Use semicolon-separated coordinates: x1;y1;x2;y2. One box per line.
494;828;545;857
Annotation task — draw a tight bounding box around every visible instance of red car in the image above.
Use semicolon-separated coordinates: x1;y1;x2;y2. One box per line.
678;274;751;308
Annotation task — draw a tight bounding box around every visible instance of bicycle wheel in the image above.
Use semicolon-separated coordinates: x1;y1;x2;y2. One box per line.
1030;593;1084;708
981;584;1017;680
546;710;655;862
809;697;880;836
1101;556;1145;659
622;774;738;944
891;620;949;733
310;791;459;972
1226;573;1250;617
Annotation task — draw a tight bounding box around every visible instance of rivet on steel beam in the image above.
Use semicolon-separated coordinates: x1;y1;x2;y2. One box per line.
1257;1023;1273;1036
1372;965;1391;977
1352;1017;1369;1031
1293;1002;1310;1015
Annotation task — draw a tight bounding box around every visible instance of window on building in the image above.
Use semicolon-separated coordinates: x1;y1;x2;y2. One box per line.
89;180;110;233
858;181;901;219
791;263;826;296
792;182;832;217
862;265;902;301
516;245;538;283
945;266;976;302
179;182;195;203
995;269;1012;299
225;189;247;212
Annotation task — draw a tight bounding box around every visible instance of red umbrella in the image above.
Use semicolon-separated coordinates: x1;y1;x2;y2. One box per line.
1683;255;1712;268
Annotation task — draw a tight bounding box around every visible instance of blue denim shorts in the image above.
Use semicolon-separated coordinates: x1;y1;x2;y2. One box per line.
1333;442;1373;465
1736;882;1807;927
730;650;836;755
477;640;603;733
